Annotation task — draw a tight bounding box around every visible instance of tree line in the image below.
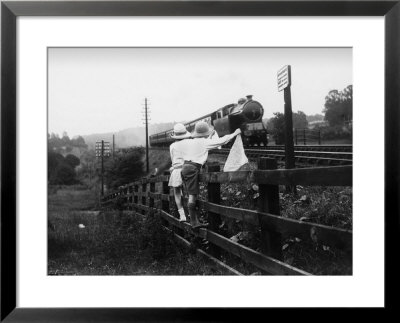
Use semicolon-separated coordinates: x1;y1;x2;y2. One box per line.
48;152;81;185
48;132;88;154
48;132;87;185
267;85;352;144
48;131;146;189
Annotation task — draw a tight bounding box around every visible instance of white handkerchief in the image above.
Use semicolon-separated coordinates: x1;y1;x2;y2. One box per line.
223;135;248;172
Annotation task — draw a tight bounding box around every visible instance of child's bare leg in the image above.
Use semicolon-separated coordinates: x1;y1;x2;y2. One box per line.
174;187;186;221
188;194;199;226
173;187;183;209
188;194;196;205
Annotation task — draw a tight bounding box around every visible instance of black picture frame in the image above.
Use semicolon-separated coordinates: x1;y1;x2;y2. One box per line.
1;0;398;321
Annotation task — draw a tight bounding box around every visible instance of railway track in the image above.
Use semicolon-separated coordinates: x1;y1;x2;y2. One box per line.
249;144;352;153
211;148;352;166
150;144;353;166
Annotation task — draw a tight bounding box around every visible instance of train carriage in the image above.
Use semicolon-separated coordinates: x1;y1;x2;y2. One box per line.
149;95;268;147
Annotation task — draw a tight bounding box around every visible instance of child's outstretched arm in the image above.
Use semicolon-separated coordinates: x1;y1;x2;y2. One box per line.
205;128;241;150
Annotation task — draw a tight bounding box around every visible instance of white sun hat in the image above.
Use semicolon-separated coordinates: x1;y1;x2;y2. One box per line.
171;123;191;139
192;121;215;138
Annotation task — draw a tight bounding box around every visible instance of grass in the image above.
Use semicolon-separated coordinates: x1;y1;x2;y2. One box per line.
48;186;227;275
48;185;99;212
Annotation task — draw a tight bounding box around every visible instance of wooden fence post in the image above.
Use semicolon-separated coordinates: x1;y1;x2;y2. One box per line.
138;181;144;215
257;157;283;260
303;129;306;145
126;186;130;210
161;172;171;228
149;181;155;209
133;184;138;206
318;129;321;145
207;163;222;257
162;173;170;213
207;163;221;229
143;180;149;215
124;186;129;210
136;183;141;215
129;184;134;210
155;180;162;210
141;181;146;205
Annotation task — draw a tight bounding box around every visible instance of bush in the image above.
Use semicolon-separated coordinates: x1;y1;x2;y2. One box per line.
105;147;145;189
49;163;78;185
320;125;352;141
267;111;308;145
65;154;80;168
48;151;80;185
48;151;65;177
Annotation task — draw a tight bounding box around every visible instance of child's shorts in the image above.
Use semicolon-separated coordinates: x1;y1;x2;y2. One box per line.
168;168;183;187
181;162;202;195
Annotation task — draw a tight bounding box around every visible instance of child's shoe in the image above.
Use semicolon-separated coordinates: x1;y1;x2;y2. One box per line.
178;208;187;222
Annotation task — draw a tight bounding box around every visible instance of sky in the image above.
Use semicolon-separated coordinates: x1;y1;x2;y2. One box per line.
48;47;352;137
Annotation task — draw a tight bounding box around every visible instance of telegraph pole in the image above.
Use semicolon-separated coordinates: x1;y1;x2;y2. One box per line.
142;98;150;174
113;134;115;158
96;140;110;196
101;140;104;196
88;161;92;185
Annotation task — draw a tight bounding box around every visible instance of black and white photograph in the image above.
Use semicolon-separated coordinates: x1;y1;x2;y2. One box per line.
2;0;396;316
47;47;353;276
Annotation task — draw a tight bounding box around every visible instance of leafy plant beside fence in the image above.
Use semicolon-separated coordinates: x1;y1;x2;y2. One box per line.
101;158;352;275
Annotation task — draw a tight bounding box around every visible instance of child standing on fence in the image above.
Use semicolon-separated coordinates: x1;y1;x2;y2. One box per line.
168;123;192;222
180;121;241;228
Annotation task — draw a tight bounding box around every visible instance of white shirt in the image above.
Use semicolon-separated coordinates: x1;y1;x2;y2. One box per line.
169;141;185;168
176;133;238;165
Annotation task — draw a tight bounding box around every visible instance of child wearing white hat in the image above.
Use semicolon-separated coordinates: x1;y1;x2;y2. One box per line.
179;121;241;228
168;123;192;222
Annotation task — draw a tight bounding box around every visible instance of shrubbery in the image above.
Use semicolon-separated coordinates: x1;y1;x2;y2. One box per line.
267;111;309;145
104;147;145;189
65;154;80;168
319;125;352;141
48;151;80;185
323;85;352;127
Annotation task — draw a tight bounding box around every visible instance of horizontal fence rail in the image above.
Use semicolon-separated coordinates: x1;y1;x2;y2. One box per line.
198;201;352;251
158;210;310;275
199;165;352;186
101;159;352;275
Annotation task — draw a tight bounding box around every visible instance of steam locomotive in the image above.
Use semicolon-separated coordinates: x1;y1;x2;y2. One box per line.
149;95;268;147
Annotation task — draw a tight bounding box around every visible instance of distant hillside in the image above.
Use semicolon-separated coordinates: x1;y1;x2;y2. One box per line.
82;122;176;149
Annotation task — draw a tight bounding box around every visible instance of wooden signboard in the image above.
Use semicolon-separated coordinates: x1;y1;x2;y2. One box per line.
277;65;291;92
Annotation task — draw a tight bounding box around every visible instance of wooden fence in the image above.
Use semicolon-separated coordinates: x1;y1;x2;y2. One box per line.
294;128;321;145
101;158;352;275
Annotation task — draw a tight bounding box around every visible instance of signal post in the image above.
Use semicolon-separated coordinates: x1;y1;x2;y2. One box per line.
278;65;295;170
278;65;296;192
